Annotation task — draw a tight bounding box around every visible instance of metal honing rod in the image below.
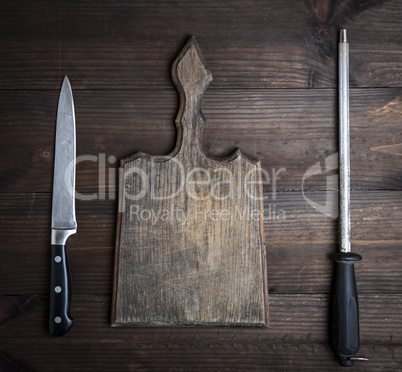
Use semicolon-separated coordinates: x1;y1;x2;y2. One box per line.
339;28;351;254
330;29;369;367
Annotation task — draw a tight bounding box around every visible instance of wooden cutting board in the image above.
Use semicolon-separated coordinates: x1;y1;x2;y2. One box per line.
112;37;268;327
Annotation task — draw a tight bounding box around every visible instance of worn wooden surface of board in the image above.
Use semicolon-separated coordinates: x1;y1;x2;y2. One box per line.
112;38;268;327
0;0;401;370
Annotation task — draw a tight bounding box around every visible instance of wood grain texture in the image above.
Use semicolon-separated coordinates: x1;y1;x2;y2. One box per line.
1;190;401;296
113;38;268;326
1;88;401;193
1;294;402;371
2;343;401;372
0;0;401;90
3;294;402;344
1;0;401;369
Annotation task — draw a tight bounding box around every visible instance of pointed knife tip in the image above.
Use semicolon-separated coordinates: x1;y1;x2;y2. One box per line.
62;75;72;90
60;76;74;101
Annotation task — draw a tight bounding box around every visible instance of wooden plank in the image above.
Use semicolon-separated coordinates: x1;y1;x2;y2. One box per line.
1;190;401;295
0;295;401;371
3;294;402;344
0;88;401;193
5;344;399;372
0;0;401;90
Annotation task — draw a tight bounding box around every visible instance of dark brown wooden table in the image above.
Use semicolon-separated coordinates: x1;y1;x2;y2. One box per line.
1;1;401;370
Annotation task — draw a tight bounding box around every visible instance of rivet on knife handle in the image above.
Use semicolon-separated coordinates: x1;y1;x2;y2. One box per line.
49;76;77;336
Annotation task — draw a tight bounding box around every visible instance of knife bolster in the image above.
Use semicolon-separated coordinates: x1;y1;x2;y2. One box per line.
51;228;76;245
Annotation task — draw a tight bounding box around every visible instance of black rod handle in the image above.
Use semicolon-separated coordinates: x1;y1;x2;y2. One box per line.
330;252;362;366
49;244;73;336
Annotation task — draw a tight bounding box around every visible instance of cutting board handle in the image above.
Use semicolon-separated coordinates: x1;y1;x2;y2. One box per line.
171;37;212;155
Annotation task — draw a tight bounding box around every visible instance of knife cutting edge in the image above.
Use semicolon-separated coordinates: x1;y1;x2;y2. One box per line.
49;76;76;336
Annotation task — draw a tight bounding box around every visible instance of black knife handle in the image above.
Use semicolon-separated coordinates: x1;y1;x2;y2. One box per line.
330;252;362;366
49;244;73;336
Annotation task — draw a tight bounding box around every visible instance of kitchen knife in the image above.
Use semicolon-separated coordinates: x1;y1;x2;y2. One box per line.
49;76;77;336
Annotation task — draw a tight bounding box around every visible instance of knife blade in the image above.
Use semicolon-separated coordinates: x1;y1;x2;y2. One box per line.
49;76;77;336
